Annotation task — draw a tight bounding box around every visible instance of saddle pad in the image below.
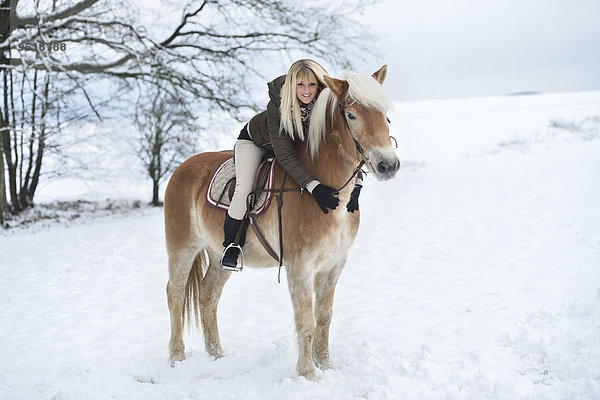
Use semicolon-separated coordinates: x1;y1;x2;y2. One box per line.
206;156;276;216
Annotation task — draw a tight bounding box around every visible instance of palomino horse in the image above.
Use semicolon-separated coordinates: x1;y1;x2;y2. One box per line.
164;65;399;380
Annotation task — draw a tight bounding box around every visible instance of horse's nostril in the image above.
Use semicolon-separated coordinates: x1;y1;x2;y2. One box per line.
377;160;400;175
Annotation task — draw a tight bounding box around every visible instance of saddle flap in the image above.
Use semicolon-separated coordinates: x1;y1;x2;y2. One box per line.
248;157;274;211
206;156;276;216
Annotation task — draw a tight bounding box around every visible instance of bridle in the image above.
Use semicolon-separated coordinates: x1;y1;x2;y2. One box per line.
338;102;370;163
245;100;396;283
336;102;396;192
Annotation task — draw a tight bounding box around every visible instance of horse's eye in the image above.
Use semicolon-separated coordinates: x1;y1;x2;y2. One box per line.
347;112;356;120
387;117;391;124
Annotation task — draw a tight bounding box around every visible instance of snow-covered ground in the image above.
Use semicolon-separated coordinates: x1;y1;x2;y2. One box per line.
1;91;599;399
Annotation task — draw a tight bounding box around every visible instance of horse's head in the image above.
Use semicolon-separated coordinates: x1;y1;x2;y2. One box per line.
320;65;400;181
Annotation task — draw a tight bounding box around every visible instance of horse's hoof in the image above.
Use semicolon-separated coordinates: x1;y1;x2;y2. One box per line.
206;345;224;359
170;339;186;365
316;358;335;371
170;352;185;367
302;371;318;382
298;366;318;382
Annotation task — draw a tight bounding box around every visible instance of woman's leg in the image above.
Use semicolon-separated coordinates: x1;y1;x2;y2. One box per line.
221;139;266;270
228;139;267;220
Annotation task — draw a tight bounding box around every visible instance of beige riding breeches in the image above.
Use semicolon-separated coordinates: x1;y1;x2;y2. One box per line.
227;139;268;220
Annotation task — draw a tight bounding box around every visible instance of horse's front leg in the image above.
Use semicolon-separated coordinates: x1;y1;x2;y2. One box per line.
313;257;345;370
286;264;317;381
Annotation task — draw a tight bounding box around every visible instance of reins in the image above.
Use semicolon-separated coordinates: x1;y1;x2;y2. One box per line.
246;101;376;283
247;171;300;283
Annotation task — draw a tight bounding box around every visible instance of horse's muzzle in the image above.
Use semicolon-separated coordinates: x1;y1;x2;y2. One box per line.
370;147;400;180
377;159;400;175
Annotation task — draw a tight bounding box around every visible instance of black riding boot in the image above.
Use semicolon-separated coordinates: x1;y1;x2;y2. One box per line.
221;214;249;271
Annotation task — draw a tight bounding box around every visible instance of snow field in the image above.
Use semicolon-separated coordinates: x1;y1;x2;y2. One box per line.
1;91;599;399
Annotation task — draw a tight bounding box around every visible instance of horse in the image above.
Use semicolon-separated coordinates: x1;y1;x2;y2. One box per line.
164;65;400;381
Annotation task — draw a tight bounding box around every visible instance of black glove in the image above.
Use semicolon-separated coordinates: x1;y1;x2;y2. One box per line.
311;184;339;214
346;184;362;213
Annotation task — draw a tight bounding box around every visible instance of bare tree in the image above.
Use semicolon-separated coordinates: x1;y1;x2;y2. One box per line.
2;0;110;213
1;0;13;219
1;49;101;213
1;0;381;218
134;80;197;206
5;0;380;112
0;112;8;224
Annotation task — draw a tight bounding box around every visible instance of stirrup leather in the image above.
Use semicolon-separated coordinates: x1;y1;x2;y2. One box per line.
220;243;244;272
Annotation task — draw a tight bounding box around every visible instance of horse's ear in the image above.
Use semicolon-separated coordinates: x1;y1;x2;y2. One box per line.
372;65;387;84
323;75;349;100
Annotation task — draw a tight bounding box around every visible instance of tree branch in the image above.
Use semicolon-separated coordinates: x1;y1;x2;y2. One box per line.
12;0;103;30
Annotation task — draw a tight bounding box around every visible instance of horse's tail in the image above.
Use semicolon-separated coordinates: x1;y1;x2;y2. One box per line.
183;251;207;330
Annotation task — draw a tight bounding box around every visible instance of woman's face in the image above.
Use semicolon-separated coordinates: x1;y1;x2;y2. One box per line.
296;75;318;105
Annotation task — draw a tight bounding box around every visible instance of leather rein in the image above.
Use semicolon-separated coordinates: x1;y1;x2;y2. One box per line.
247;102;371;282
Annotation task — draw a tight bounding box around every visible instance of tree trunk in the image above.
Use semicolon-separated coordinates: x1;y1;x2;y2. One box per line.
0;157;7;225
0;115;8;224
4;68;19;213
18;69;38;208
152;179;160;206
28;73;51;202
2;64;19;214
0;0;7;223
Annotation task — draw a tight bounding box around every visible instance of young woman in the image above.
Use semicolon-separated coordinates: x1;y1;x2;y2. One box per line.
221;59;361;270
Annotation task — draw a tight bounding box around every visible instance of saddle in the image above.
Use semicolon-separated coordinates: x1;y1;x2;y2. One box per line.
206;156;276;216
207;155;301;281
207;153;363;282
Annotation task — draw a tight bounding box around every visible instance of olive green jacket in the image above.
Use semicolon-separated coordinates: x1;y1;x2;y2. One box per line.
247;75;317;188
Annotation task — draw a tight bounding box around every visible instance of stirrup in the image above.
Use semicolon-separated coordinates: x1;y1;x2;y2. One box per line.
220;243;244;272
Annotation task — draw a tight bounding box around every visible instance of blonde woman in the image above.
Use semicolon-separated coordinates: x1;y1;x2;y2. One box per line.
221;59;360;271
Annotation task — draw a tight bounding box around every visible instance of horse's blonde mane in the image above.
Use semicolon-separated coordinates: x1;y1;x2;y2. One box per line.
307;72;391;159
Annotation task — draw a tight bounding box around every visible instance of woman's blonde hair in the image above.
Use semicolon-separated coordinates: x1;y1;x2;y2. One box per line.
279;59;329;141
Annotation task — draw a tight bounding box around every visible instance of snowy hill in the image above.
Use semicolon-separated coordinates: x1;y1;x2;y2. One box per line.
1;91;599;399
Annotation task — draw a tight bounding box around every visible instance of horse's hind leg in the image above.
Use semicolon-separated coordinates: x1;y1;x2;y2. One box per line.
287;265;318;381
199;250;231;358
313;258;346;370
166;248;199;365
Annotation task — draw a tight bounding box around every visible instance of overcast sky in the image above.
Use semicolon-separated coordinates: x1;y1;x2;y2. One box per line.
358;0;600;101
